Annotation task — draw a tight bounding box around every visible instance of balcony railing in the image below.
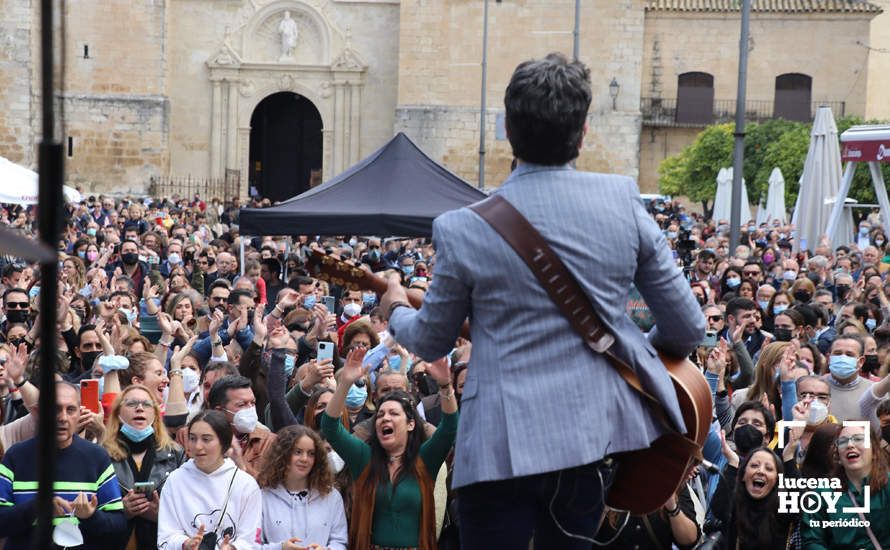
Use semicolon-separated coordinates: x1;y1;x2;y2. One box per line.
640;97;846;127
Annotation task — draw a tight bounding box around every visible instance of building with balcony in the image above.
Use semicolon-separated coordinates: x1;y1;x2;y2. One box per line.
638;0;882;192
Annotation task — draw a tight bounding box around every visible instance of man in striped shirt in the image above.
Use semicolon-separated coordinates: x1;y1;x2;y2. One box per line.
0;382;126;548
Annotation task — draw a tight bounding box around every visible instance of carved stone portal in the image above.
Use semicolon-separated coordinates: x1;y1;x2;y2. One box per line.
206;0;367;196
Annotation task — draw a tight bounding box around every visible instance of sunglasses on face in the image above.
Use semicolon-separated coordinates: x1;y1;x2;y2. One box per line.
5;302;29;310
708;315;723;322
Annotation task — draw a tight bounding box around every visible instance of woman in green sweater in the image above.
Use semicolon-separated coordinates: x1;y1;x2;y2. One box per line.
321;346;458;550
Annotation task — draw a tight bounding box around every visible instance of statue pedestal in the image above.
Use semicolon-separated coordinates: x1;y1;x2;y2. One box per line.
278;54;297;63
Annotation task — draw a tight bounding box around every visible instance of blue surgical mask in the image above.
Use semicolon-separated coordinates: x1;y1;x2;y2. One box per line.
345;383;368;408
303;295;317;310
783;270;797;281
29;286;40;299
86;227;97;237
283;354;296;377
866;318;877;331
666;231;678;240
773;304;788;315
758;300;770;310
726;278;741;289
828;354;859;380
401;265;414;276
120;421;155;442
388;355;402;372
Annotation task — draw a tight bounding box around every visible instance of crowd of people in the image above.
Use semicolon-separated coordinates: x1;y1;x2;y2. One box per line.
0;184;889;549
0;70;890;550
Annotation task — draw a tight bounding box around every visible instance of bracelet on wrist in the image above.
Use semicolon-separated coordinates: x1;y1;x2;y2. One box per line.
169;369;183;377
15;378;28;388
386;300;411;320
665;504;681;517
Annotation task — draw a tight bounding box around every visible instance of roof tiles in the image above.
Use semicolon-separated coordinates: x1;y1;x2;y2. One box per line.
645;0;882;14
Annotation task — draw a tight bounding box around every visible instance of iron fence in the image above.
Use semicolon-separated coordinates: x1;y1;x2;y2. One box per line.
641;97;846;127
149;169;241;201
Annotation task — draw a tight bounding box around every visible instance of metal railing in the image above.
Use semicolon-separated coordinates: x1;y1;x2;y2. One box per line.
149;169;241;201
641;97;846;127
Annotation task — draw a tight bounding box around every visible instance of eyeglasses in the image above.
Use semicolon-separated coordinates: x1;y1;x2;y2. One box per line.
798;391;830;403
743;271;761;277
837;434;867;449
708;315;723;322
122;400;153;410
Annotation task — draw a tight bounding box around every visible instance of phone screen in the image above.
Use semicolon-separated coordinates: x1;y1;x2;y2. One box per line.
322;296;335;314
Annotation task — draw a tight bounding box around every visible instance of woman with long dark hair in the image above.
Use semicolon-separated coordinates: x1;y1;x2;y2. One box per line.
157;410;262;549
725;447;796;549
257;425;347;549
321;347;458;550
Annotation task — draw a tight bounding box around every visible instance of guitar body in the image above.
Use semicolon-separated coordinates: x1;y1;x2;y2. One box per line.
605;354;713;515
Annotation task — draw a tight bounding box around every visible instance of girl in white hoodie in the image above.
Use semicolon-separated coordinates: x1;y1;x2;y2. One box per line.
158;410;262;549
257;425;347;550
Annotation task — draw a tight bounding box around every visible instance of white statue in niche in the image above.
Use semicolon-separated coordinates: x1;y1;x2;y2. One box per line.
278;10;298;60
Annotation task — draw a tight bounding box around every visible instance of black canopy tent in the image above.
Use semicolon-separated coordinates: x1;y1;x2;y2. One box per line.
238;132;487;238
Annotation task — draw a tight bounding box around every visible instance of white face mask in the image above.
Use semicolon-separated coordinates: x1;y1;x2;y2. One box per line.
53;518;84;547
228;406;259;434
328;449;346;473
181;367;199;394
343;302;362;318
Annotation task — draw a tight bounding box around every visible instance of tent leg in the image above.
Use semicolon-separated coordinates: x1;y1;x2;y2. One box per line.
825;162;856;245
869;161;890;232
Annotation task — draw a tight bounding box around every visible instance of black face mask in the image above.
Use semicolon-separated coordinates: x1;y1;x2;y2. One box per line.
733;424;765;457
836;285;850;300
864;354;880;374
773;328;794;342
793;291;812;303
6;336;26;349
121;252;139;265
882;425;890;445
80;350;101;371
5;310;29;324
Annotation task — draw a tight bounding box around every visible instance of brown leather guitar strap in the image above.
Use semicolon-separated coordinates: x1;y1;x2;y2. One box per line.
469;195;682;436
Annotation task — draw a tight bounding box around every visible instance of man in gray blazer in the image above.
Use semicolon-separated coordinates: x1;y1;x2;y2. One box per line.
382;53;705;549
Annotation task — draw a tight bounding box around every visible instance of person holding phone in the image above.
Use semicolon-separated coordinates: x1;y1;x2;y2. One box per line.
102;385;185;549
157;410;262;550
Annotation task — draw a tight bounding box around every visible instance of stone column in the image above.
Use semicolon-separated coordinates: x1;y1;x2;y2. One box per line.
226;80;238;171
210;79;222;178
332;81;346;174
349;81;362;165
238;127;251;198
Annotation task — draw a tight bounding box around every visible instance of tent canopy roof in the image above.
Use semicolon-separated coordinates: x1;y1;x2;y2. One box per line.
238;132;487;237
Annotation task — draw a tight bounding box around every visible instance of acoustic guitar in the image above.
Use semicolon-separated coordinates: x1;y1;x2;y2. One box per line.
306;249;712;514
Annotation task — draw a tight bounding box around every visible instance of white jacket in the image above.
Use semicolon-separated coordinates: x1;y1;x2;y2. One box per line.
261;485;347;550
158;458;262;549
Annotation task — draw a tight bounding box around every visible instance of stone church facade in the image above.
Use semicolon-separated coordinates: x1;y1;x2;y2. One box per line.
0;0;883;198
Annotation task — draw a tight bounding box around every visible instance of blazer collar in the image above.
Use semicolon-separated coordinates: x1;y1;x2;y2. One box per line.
502;162;574;189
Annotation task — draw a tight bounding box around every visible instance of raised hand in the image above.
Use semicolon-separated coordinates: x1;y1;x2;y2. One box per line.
336;345;369;386
171;335;199;368
267;326;291;349
6;343;29;386
719;429;740;468
425;356;452;386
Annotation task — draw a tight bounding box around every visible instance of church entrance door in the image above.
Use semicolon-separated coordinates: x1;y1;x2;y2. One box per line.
249;92;323;202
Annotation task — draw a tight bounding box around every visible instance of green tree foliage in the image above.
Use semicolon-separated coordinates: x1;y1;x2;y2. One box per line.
660;115;890;219
658;124;733;216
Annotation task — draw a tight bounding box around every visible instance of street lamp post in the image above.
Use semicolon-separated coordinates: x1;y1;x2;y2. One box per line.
478;0;490;189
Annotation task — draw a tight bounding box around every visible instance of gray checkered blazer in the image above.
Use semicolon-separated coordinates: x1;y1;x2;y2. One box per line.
389;163;706;489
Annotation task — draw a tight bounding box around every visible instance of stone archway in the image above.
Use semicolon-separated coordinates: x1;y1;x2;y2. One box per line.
249;91;323;201
206;0;367;198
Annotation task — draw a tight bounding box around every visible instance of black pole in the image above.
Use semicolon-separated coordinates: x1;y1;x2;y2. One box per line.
36;0;63;546
730;0;750;257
